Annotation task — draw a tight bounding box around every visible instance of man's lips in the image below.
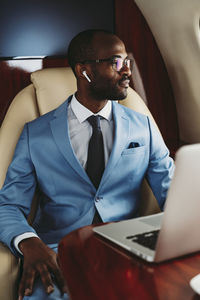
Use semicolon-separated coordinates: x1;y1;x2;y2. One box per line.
119;79;130;88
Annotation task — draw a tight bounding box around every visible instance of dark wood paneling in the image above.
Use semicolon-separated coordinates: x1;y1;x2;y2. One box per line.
43;57;68;68
115;0;180;155
0;60;31;125
0;58;69;126
58;225;200;300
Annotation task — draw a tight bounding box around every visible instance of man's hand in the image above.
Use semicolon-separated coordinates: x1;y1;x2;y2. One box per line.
18;237;67;300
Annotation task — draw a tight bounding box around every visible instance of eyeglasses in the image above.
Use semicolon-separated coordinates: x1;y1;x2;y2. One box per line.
80;56;133;72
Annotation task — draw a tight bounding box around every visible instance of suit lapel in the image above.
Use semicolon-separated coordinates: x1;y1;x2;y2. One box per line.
50;96;90;184
50;99;129;188
100;102;129;186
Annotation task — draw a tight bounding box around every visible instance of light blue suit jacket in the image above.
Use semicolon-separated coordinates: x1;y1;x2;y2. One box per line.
0;97;174;255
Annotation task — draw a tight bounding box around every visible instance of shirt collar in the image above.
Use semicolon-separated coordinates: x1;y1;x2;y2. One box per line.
70;94;112;123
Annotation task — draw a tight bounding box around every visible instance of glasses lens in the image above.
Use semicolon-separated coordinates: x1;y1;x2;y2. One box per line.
113;58;133;71
115;58;123;71
124;59;134;70
126;59;130;69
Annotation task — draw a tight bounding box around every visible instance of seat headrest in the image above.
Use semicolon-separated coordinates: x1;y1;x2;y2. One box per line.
31;67;77;115
31;66;155;126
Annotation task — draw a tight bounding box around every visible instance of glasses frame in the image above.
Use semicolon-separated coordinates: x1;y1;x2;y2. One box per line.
79;55;133;72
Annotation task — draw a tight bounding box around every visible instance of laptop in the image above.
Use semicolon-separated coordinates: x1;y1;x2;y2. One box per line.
93;144;200;263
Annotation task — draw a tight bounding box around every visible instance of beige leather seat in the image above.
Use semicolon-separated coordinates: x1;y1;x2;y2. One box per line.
0;67;160;300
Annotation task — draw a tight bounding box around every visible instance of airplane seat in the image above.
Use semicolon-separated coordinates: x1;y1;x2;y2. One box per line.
0;66;160;299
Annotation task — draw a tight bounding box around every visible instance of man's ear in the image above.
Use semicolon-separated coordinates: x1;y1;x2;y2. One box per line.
75;63;91;81
75;63;86;79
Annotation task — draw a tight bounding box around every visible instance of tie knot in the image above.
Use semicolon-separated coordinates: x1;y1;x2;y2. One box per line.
87;115;101;130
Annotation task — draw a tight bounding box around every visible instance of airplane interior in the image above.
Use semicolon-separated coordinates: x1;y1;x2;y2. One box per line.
0;0;200;299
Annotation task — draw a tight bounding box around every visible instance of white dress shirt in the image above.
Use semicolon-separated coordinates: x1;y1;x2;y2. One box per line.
14;95;114;253
68;95;113;168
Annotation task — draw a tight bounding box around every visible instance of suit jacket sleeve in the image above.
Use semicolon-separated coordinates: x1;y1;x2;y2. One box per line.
0;124;37;256
146;117;174;210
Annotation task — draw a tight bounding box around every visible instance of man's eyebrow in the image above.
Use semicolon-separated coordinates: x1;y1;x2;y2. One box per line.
111;55;128;59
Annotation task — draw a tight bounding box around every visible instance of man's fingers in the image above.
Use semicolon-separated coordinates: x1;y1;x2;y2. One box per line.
17;239;66;297
18;262;67;299
18;268;36;299
37;261;67;295
37;263;54;294
52;267;68;295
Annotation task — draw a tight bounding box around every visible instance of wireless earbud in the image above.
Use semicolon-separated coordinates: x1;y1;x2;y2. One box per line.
82;71;91;82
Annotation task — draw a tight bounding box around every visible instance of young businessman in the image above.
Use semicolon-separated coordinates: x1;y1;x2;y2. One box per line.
0;30;174;299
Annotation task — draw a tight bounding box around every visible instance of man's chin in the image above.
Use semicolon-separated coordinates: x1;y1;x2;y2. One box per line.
109;89;128;101
90;86;128;101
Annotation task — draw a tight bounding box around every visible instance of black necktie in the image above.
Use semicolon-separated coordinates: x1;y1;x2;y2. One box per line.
86;115;104;223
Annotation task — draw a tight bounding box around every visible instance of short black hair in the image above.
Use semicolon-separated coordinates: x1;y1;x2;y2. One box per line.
67;29;114;75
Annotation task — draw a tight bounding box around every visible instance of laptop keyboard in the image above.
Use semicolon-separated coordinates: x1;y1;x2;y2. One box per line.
126;230;160;250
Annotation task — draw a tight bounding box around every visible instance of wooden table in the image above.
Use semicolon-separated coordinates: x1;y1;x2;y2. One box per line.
58;224;200;300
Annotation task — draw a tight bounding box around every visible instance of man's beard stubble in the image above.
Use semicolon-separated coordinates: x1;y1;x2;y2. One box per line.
89;85;128;101
88;73;129;101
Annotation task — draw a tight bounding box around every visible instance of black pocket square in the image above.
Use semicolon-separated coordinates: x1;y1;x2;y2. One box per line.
128;142;140;149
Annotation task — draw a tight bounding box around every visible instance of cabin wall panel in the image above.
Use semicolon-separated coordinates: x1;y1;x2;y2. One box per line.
0;61;31;125
135;0;200;144
115;0;180;154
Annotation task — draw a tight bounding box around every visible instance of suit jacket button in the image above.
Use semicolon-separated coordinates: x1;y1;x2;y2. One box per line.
95;196;103;202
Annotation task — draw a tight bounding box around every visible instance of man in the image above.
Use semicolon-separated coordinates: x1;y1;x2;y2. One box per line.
0;29;174;299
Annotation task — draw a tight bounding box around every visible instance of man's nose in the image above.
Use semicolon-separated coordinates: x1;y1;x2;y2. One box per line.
119;64;132;77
